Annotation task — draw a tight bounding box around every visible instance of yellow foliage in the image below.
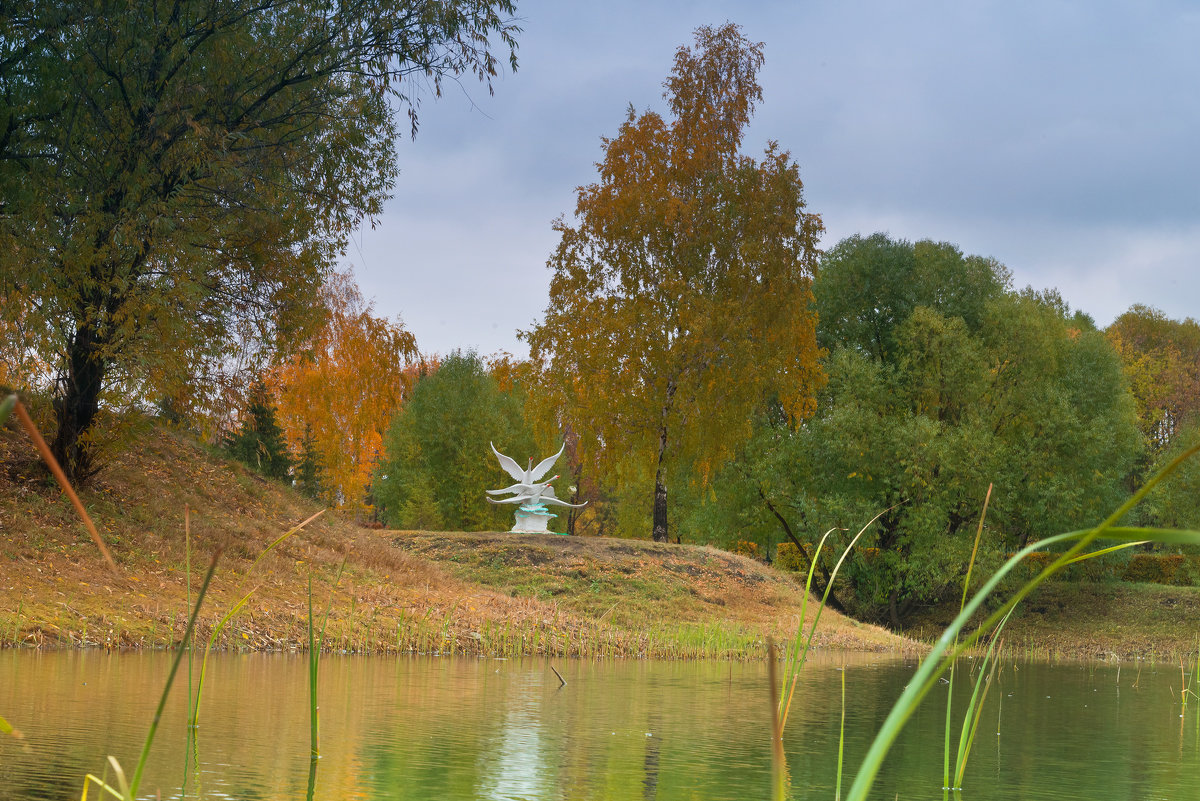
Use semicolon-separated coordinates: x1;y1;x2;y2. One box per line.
523;24;825;519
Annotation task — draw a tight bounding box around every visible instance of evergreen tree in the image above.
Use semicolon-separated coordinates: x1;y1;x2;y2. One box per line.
224;381;292;480
293;423;325;500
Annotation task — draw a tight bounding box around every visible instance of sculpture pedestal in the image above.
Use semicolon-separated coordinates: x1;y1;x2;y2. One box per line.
511;507;558;534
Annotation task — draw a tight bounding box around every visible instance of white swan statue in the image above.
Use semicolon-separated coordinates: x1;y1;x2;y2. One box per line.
487;443;586;533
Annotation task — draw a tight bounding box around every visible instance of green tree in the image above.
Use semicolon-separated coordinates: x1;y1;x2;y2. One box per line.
224;380;291;481
815;233;1010;362
699;235;1141;626
1142;417;1200;531
0;0;519;481
374;352;537;531
524;24;824;542
293;423;325;501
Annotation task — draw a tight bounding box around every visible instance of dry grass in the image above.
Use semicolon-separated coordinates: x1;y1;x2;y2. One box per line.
0;421;909;658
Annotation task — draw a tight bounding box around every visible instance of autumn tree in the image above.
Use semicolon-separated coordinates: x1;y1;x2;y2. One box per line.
523;24;824;542
1105;305;1200;451
373;352;536;531
0;0;519;481
270;272;416;512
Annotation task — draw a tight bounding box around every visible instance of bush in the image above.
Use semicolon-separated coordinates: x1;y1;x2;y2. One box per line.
728;539;762;560
1124;553;1186;584
775;541;806;572
1172;557;1200;587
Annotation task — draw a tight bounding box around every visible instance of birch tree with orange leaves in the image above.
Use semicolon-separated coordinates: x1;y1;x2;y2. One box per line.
523;24;824;542
271;272;417;512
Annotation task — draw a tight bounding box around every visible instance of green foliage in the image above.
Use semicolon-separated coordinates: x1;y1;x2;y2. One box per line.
293;424;325;501
374;352;537;531
0;0;519;481
223;381;291;481
845;441;1200;801
1142;418;1200;529
815;234;1010;362
702;234;1142;626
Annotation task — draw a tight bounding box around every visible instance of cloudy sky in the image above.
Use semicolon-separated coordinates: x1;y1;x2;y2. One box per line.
347;0;1200;359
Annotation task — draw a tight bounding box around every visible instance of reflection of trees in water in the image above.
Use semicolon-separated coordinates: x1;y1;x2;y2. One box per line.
9;656;1200;799
642;708;661;801
3;752;87;801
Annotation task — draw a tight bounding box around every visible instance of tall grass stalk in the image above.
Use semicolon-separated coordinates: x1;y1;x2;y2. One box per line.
7;395;118;572
845;438;1200;801
953;625;1007;787
767;638;786;801
185;505;193;723
943;485;992;790
82;552;220;801
836;665;846;801
309;559;346;759
190;510;324;726
777;508;890;734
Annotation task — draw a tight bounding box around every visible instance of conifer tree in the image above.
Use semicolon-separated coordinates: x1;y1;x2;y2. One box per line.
225;381;292;481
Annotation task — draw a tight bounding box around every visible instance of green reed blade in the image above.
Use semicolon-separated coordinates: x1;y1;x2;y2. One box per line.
846;438;1200;801
954;609;1012;787
780;507;891;733
836;666;846;801
189;510;320;726
127;551;219;800
190;586;260;727
946;484;992;787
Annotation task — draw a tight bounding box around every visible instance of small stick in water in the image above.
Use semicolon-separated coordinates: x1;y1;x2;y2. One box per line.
550;664;566;687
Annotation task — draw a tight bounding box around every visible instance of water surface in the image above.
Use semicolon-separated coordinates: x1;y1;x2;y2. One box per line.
1;650;1197;800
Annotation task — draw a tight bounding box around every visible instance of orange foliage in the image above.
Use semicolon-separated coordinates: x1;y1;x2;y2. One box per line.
270;272;417;511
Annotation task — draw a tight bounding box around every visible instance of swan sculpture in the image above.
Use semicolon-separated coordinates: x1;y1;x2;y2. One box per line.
487;443;586;533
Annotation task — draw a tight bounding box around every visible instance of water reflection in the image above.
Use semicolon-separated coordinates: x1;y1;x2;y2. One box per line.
1;650;1198;800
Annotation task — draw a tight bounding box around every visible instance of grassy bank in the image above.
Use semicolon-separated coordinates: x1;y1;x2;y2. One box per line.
0;422;904;658
5;420;1196;661
906;580;1200;661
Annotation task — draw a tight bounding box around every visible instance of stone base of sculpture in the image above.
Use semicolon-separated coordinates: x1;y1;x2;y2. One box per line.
511;506;558;534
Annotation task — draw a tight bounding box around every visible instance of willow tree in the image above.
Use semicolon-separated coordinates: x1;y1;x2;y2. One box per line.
0;0;518;481
523;24;824;542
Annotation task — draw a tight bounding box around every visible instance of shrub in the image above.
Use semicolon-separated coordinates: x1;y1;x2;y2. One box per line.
774;541;806;572
1124;553;1186;584
729;539;762;560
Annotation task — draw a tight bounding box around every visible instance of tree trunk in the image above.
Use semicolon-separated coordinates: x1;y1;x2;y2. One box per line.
651;421;669;542
651;381;676;543
652;469;668;542
756;486;846;612
50;320;108;483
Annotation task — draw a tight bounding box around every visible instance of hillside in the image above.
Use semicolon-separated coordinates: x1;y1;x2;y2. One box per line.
0;421;904;657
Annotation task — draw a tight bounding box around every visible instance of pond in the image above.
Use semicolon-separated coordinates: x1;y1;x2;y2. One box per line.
1;650;1197;800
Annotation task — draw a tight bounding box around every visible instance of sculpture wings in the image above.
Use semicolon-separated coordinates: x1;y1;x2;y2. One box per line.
487;443;586;510
529;443;564;482
490;442;528;483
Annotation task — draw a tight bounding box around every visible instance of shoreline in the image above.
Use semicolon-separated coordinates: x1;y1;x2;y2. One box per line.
3;426;1198;662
